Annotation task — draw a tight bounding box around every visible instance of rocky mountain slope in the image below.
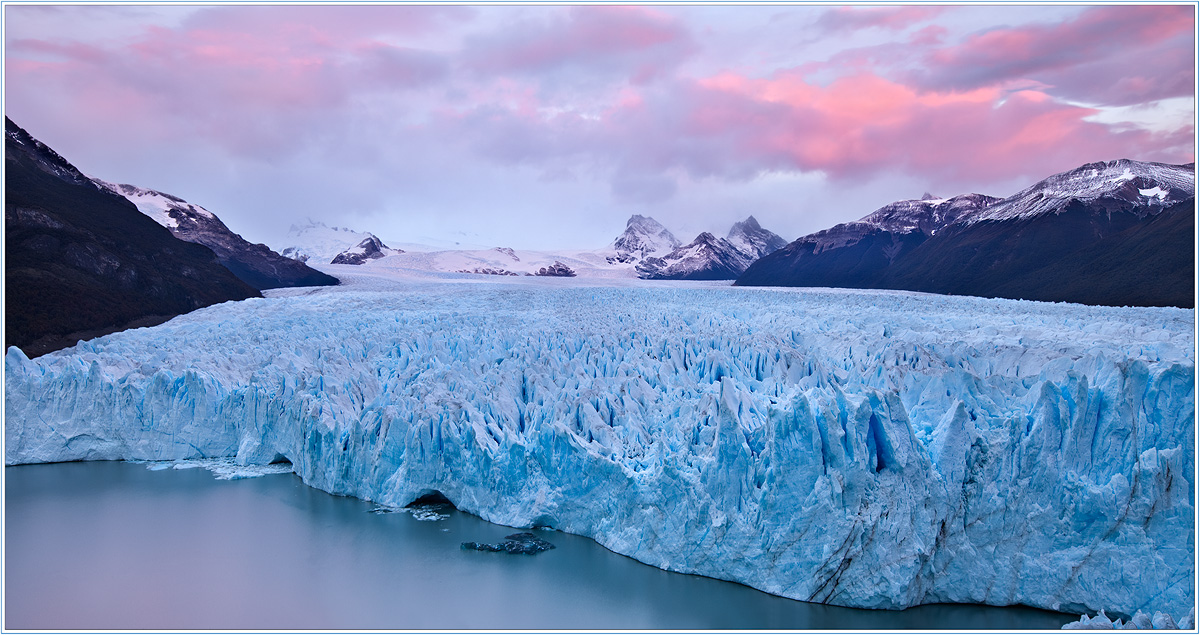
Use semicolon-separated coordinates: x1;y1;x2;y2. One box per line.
639;216;789;280
5;117;260;356
330;234;401;265
608;215;681;263
93;180;338;290
737;160;1195;308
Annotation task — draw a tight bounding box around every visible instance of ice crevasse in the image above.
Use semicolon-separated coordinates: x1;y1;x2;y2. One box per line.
5;274;1194;617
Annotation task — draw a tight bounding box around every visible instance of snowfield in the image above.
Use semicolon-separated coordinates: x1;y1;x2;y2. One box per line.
5;267;1194;617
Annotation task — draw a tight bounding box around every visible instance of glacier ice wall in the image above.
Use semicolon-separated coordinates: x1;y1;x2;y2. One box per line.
6;275;1194;616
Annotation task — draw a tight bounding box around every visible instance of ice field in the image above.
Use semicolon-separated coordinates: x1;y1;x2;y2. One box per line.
5;266;1194;617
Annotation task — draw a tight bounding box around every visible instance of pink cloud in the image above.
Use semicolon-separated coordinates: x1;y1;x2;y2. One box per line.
435;66;1192;204
679;71;1193;184
5;8;456;160
5;5;1193;212
914;6;1194;105
179;5;472;43
463;6;695;84
815;6;945;32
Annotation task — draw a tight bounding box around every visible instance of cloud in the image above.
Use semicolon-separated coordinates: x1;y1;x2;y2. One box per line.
814;6;945;33
913;6;1194;105
437;65;1193;199
462;6;696;85
678;71;1193;187
4;5;1193;247
6;7;459;160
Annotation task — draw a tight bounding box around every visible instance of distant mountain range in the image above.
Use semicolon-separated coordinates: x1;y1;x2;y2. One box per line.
737;159;1195;308
277;213;790;281
587;213;784;280
279;220;400;266
5;118;260;356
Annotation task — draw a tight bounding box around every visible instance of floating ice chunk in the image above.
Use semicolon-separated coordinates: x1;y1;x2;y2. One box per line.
137;458;293;480
407;505;450;521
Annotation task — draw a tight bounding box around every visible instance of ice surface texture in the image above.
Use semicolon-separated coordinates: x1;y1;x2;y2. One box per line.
5;273;1194;616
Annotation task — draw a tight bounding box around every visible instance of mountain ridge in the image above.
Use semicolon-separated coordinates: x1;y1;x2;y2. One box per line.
5;117;262;356
736;158;1195;308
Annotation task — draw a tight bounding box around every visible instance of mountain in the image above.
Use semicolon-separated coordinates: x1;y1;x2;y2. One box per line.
638;216;789;280
637;232;753;280
737;160;1195;308
726;215;788;260
608;214;680;263
277;220;379;265
330;234;400;265
735;193;999;290
4;117;261;356
93;180;338;290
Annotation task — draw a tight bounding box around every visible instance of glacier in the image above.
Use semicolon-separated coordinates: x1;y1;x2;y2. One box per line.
5;268;1194;617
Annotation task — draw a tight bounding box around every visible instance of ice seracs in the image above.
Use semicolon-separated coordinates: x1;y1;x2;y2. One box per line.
5;271;1193;618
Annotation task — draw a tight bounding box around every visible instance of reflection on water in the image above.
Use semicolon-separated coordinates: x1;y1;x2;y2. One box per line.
5;461;1074;630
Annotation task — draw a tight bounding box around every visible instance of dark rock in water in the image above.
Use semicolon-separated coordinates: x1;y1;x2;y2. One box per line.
461;532;556;555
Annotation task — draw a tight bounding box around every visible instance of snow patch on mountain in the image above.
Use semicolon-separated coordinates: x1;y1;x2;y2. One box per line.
277;220;378;264
637;216;788;280
969;159;1194;224
5;270;1193;618
725;215;788;261
330;235;401;265
637;232;752;280
609;214;681;261
91;178;216;229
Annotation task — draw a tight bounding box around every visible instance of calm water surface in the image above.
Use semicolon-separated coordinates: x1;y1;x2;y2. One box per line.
5;461;1074;630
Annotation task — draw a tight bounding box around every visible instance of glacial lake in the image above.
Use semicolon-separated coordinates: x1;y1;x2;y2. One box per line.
5;461;1075;630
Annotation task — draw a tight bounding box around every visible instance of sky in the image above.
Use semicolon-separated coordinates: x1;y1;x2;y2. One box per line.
4;3;1196;250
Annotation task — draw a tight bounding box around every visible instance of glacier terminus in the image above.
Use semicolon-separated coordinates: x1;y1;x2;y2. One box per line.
4;268;1194;619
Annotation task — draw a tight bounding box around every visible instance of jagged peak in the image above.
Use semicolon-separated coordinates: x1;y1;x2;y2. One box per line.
729;215;762;234
612;214;680;257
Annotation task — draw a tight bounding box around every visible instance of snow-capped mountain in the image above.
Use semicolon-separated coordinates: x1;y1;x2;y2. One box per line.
637;216;789;280
278;220;378;265
609;214;681;262
330;234;401;265
859;193;1001;235
5;117;260;356
637;232;752;280
738;159;1195;308
93;179;338;291
725;215;788;260
970;159;1194;224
